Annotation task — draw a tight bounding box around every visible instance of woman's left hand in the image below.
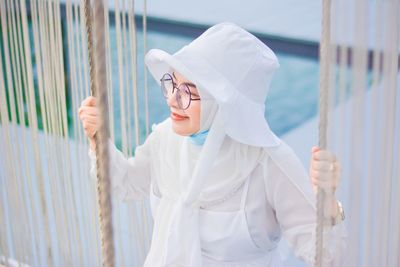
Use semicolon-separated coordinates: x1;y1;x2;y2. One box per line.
309;146;341;196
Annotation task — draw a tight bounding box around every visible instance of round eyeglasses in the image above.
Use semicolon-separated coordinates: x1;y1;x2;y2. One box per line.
160;73;201;110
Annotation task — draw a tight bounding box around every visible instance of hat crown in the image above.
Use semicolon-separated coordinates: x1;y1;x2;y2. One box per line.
175;22;279;104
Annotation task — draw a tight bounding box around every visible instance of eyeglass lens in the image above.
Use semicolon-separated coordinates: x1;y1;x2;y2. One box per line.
161;74;191;110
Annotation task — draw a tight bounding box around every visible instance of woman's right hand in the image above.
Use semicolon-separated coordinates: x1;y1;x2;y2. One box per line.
78;96;99;151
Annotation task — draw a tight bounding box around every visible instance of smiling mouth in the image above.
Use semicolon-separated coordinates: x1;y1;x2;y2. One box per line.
171;112;189;121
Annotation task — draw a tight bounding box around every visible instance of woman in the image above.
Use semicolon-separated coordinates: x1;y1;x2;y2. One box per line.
78;22;346;266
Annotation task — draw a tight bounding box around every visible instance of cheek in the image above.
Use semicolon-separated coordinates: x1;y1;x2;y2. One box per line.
171;103;201;136
192;104;201;124
186;103;201;128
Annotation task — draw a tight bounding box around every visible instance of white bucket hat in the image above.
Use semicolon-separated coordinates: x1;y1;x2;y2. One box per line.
145;22;280;147
143;22;282;266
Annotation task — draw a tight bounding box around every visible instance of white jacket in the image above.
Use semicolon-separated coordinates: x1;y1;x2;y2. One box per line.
89;118;347;266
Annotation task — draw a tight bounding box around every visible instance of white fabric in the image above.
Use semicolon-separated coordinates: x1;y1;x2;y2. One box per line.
88;119;347;266
197;94;218;133
143;22;284;266
145;114;266;267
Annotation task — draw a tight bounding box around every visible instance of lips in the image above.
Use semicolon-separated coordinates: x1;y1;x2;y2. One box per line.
171;112;189;121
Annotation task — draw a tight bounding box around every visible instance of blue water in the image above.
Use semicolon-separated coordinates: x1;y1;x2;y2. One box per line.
104;28;319;149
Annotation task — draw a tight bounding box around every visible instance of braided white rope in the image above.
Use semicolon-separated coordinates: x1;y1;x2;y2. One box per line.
315;0;331;266
84;0;115;265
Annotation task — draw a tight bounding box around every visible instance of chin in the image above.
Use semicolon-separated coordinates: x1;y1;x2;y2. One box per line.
171;121;198;136
171;124;191;136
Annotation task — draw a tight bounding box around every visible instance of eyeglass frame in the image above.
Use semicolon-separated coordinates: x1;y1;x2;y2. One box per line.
160;73;201;110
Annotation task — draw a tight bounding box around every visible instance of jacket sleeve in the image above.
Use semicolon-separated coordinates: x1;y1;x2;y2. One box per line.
88;131;157;201
263;146;347;266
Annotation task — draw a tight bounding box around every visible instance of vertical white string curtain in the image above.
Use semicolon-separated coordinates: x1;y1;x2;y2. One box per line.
0;0;152;266
317;0;400;266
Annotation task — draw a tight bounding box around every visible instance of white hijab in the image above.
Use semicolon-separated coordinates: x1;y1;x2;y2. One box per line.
144;22;281;266
186;87;263;203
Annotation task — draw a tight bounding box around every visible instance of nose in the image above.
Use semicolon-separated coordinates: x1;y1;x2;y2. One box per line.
166;91;179;108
